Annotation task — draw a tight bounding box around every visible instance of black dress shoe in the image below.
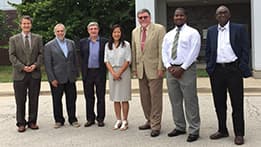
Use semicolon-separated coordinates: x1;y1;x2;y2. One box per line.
234;136;244;145
150;130;160;137
209;132;229;140
167;129;186;137
97;121;105;127
84;121;95;127
187;134;199;142
138;123;151;130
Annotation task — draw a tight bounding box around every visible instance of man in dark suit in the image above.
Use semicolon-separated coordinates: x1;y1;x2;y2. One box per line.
205;5;252;145
80;22;107;127
44;23;80;128
9;15;43;132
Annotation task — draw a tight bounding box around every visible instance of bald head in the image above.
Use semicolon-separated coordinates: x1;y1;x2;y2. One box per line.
215;5;231;27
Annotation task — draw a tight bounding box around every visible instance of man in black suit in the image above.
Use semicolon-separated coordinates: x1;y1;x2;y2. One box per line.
44;24;80;129
205;5;252;145
9;15;43;132
80;22;107;127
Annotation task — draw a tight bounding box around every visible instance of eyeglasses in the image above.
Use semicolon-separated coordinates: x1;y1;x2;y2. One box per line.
138;16;149;20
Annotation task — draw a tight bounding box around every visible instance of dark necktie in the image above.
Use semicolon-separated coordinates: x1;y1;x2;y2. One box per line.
25;35;30;50
141;28;146;52
24;35;31;65
171;28;180;60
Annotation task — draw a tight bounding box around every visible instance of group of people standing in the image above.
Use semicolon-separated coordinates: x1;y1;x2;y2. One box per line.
8;5;251;146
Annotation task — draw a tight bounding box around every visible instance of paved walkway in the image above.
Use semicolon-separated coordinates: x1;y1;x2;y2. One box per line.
0;77;261;147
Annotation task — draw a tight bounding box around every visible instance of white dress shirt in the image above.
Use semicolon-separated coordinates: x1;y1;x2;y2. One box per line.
216;21;238;63
162;24;201;70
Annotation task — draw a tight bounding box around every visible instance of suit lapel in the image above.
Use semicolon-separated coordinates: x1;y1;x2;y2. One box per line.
229;23;236;50
18;33;27;55
54;39;67;58
66;39;73;57
213;26;218;50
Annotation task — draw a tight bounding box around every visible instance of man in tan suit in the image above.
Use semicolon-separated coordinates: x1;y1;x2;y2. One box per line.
9;15;43;133
132;8;166;137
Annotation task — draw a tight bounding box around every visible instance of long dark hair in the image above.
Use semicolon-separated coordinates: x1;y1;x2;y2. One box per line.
108;24;125;50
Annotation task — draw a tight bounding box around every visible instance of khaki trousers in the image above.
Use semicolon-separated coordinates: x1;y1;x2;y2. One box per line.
139;73;163;131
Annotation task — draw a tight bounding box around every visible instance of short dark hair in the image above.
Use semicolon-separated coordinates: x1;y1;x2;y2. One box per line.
137;8;151;16
174;7;187;16
20;15;33;24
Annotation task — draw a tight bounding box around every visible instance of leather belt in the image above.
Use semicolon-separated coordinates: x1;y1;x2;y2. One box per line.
88;68;100;71
170;63;182;66
216;61;238;68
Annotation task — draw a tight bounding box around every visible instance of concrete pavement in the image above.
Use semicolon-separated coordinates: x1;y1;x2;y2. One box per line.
1;77;261;96
0;77;261;147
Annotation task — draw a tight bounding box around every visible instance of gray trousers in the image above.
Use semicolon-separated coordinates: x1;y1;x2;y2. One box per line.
166;63;200;135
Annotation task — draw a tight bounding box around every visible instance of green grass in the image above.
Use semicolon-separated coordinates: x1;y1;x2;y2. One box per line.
0;65;48;82
0;65;208;83
197;69;208;77
0;65;12;82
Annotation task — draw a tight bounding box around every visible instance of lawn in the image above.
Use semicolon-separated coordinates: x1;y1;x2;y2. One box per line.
0;65;48;82
0;65;208;83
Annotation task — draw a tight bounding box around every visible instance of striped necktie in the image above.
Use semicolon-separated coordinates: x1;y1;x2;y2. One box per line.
171;28;180;60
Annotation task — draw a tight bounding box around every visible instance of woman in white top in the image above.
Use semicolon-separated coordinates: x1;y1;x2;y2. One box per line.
104;24;131;130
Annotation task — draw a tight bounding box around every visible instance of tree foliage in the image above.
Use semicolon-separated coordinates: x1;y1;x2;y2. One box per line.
10;0;135;44
0;10;11;43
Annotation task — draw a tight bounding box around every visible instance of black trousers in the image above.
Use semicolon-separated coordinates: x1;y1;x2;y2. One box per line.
210;62;244;136
83;69;106;122
50;82;78;124
14;73;41;127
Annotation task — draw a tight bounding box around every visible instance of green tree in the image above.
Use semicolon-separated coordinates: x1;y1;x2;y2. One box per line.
0;10;10;44
9;0;135;44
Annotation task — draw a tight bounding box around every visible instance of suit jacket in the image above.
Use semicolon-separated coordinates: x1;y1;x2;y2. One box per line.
44;38;79;84
131;23;166;79
9;33;43;81
205;23;252;78
79;37;107;81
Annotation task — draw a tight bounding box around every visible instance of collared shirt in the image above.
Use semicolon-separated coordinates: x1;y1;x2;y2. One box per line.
88;37;100;68
216;21;238;63
56;38;68;57
140;24;151;40
162;24;201;70
22;32;31;48
104;41;131;67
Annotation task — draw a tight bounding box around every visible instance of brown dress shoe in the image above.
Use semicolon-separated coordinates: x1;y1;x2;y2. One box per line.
28;124;39;130
151;130;160;137
234;136;244;145
210;132;229;139
84;121;95;127
18;126;26;133
138;123;151;130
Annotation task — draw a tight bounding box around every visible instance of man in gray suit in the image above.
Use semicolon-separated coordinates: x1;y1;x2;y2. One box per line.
44;23;80;128
9;15;43;132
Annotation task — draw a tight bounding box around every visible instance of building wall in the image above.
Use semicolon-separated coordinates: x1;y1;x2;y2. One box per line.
166;4;251;63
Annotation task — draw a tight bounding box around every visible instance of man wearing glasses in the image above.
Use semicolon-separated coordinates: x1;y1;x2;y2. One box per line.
131;8;166;137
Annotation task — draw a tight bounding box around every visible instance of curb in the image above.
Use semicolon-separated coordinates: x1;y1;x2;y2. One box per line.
1;88;261;97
